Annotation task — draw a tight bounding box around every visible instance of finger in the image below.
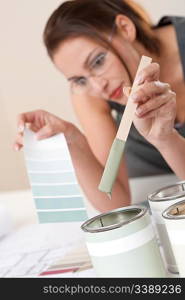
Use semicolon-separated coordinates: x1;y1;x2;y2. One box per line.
13;133;24;151
36;124;54;140
17;112;33;133
138;98;176;120
17;110;42;132
135;63;160;85
13;143;23;151
132;81;171;103
28;123;40;133
136;92;174;117
17;118;25;133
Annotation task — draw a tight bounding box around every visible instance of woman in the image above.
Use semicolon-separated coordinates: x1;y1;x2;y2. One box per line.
14;0;185;212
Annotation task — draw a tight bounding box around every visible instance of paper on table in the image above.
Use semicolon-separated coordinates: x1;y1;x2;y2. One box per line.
23;128;88;223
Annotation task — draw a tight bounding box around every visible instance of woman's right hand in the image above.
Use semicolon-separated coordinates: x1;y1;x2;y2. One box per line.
124;63;176;148
13;110;77;151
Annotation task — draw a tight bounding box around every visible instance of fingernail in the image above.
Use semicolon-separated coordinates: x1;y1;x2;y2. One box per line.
18;125;24;133
123;87;131;97
14;145;20;151
135;76;143;85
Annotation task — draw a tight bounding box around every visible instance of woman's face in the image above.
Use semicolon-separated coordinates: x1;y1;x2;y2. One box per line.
53;36;137;103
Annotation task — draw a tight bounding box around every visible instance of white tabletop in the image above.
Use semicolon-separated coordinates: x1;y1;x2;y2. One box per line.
0;174;180;278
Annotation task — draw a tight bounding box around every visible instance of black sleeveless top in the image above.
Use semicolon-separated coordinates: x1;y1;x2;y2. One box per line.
108;16;185;178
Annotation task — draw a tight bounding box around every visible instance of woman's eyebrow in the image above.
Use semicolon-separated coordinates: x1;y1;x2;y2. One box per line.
84;47;99;68
67;47;99;81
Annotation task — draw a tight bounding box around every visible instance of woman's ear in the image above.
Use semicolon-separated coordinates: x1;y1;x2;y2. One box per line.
115;14;136;42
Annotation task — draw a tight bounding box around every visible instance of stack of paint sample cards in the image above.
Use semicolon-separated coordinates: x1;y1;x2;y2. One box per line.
23;128;88;223
39;243;93;277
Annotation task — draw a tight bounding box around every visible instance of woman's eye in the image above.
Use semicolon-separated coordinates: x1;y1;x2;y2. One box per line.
74;77;87;86
91;53;106;69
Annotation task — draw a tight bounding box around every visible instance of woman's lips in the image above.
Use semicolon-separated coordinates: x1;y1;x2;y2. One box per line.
110;84;123;99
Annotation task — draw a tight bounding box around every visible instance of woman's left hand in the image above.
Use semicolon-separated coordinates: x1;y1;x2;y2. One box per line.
127;63;177;148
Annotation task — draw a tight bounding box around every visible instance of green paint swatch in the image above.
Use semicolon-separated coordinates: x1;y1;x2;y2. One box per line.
24;128;88;223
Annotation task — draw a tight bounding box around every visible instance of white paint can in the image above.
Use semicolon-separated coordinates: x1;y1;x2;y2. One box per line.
163;199;185;277
148;181;185;274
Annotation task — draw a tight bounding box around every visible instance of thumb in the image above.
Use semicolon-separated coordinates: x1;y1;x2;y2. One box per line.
36;125;53;140
123;86;131;98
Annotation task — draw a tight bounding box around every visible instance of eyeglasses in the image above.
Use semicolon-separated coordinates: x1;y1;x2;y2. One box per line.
70;24;117;97
70;51;114;97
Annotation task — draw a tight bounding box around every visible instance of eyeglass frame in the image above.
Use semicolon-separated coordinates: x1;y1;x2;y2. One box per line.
70;22;117;95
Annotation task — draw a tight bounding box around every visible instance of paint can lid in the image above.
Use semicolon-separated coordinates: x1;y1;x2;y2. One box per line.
81;206;147;233
162;200;185;220
148;181;185;202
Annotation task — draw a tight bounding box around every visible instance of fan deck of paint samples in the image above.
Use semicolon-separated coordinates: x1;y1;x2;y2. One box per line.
23;128;88;223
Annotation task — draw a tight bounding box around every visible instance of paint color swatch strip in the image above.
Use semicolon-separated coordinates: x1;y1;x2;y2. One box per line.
23;128;88;223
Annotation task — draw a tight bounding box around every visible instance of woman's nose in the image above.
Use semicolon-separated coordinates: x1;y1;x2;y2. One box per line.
89;76;108;95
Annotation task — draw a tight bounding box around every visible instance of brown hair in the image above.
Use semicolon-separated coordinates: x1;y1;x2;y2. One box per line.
43;0;160;59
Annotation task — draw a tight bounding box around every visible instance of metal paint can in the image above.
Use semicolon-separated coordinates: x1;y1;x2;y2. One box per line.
81;206;166;277
148;181;185;274
163;199;185;277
